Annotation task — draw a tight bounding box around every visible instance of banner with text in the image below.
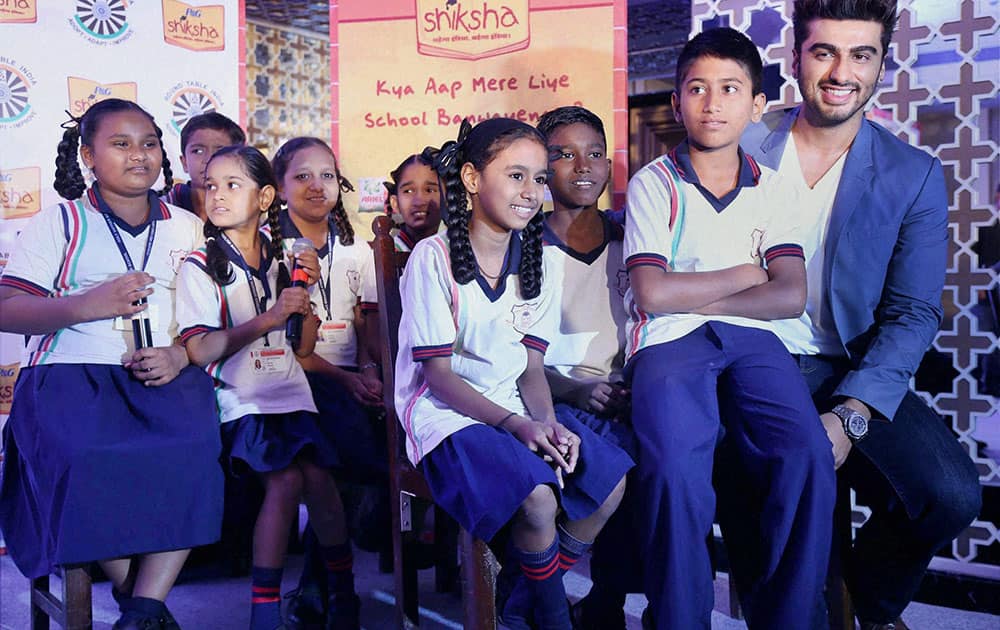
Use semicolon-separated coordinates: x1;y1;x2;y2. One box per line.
334;0;628;234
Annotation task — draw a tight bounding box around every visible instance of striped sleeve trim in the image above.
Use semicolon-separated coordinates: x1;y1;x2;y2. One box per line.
0;275;50;297
625;253;669;271
412;343;453;361
521;334;549;354
763;243;804;263
360;301;378;313
180;325;218;343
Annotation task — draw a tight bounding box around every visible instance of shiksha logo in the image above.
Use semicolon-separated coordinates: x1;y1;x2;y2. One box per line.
0;167;42;219
0;59;37;128
162;0;225;52
70;0;134;45
166;83;221;134
416;0;529;61
67;77;138;117
0;0;37;24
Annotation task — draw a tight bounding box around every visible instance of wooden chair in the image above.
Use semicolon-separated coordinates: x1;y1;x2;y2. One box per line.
30;567;93;630
372;215;499;629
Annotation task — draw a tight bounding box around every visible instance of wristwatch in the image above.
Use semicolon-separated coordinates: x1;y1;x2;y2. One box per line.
832;404;869;442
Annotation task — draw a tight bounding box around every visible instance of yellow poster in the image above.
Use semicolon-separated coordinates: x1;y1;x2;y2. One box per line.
66;77;139;118
336;0;627;227
0;166;40;219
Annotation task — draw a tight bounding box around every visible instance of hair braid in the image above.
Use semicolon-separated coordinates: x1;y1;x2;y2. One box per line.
330;194;355;246
436;146;475;285
155;123;174;195
518;210;544;299
203;222;234;286
54;125;86;200
266;199;291;293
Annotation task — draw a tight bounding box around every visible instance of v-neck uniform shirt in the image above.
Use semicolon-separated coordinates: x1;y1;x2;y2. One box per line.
542;211;628;382
1;185;201;367
274;212;377;368
394;233;562;465
175;232;317;423
623;141;805;362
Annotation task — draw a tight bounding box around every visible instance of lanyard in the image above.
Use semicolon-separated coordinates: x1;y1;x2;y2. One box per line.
317;229;334;321
101;212;156;273
220;233;273;345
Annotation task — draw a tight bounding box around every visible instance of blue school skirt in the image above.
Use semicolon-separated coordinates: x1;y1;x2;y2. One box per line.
420;414;634;542
307;371;387;484
221;410;342;475
0;364;224;579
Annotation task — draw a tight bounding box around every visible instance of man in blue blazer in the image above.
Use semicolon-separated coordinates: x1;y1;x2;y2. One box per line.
726;1;982;628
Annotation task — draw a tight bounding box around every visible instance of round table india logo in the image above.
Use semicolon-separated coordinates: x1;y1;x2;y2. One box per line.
74;0;130;40
0;65;31;124
170;87;219;133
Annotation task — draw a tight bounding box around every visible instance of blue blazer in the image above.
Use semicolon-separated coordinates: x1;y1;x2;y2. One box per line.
742;107;948;420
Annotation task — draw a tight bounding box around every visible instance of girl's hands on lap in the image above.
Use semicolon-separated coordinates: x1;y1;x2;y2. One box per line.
124;344;189;387
577;381;630;418
342;370;384;407
82;271;155;321
505;415;578;483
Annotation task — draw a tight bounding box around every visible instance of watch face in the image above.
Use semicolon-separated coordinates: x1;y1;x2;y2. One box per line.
847;414;868;438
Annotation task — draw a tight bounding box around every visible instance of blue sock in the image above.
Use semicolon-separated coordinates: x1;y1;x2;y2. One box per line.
518;537;571;630
320;541;355;596
557;524;591;576
250;566;283;630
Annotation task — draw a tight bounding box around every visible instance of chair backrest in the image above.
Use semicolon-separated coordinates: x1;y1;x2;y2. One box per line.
372;215;411;464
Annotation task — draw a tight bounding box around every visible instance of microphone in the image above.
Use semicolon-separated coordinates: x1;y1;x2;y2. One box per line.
285;238;314;345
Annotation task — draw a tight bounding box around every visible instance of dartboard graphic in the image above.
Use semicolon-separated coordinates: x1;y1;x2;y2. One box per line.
74;0;129;39
0;65;31;123
171;88;219;132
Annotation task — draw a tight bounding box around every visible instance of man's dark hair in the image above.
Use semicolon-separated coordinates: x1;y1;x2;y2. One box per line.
676;27;763;96
793;0;898;58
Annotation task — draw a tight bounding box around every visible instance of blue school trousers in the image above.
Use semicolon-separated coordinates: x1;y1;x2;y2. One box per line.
627;322;835;630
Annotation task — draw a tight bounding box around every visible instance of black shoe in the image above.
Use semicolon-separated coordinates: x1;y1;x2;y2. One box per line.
569;593;626;630
325;592;360;630
159;606;182;630
860;618;910;630
285;587;327;630
112;612;164;630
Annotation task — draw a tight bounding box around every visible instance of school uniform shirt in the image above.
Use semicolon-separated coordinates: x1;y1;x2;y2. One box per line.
175;233;317;423
394;233;562;465
542;211;628;382
160;181;194;213
0;185;200;367
393;223;446;253
271;213;377;368
623;141;804;362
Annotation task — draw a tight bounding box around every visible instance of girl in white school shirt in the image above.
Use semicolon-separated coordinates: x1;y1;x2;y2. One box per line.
395;118;632;630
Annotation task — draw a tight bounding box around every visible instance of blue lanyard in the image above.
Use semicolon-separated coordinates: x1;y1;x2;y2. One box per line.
220;232;273;346
317;229;334;321
101;212;156;272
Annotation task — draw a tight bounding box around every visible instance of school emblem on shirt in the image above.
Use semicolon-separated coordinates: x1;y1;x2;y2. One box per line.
0;166;41;219
510;302;538;333
0;60;37;128
749;228;764;265
70;0;134;45
168;249;188;272
67;77;138;119
415;0;530;61
346;270;361;294
0;0;36;24
165;83;222;134
162;0;225;52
